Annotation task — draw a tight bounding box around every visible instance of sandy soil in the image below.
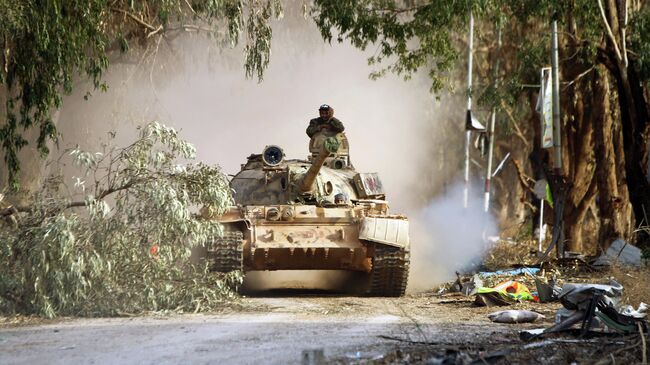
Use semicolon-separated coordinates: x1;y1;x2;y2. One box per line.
0;292;563;365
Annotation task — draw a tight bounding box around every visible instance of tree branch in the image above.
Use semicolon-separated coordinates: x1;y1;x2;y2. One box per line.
110;7;158;32
597;0;623;62
66;180;138;209
622;0;629;68
511;158;536;196
500;100;530;148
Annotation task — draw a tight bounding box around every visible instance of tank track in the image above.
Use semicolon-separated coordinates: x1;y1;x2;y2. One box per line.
206;230;243;273
368;245;410;297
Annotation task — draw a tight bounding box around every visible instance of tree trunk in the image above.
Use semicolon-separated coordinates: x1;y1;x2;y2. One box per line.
602;0;650;248
593;66;634;249
558;12;599;253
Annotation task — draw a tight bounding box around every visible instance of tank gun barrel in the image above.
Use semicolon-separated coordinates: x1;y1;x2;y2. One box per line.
300;136;340;193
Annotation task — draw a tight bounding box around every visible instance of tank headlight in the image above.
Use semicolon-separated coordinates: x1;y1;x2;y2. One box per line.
262;145;284;166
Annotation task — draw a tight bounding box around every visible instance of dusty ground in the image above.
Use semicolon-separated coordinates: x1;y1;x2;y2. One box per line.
0;290;567;365
1;264;648;365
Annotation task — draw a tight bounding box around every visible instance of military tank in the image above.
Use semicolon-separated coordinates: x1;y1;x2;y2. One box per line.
202;130;410;296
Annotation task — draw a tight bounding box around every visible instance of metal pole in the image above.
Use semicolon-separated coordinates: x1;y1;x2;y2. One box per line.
538;199;545;252
464;11;474;209
484;26;501;213
551;18;565;258
551;20;562;173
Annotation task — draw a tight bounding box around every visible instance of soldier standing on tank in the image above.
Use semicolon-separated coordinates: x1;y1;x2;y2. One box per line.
306;104;345;137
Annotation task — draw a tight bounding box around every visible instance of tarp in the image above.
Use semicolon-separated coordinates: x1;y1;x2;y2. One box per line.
475;281;537;306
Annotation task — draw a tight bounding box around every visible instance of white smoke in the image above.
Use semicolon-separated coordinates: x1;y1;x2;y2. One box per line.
408;183;498;291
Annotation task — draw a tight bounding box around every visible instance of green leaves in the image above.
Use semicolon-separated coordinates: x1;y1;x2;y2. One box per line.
311;0;474;92
0;122;238;317
1;0;285;189
630;7;650;83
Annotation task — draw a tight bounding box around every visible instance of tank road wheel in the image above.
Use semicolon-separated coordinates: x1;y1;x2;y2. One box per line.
367;245;410;297
206;230;244;273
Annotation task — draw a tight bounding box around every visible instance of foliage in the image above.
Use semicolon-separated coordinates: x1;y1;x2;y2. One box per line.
0;122;239;317
630;6;650;82
0;0;283;188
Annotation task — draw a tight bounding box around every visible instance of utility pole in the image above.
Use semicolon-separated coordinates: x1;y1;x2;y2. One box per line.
464;11;474;209
484;26;501;213
551;18;565;258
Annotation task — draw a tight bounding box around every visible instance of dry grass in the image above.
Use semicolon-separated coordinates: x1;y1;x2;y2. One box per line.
483;239;540;271
607;265;650;307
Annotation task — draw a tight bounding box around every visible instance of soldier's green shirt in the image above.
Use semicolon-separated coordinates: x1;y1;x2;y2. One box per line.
306;117;345;137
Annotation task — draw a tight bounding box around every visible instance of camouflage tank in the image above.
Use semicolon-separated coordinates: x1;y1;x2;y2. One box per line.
202;130;410;296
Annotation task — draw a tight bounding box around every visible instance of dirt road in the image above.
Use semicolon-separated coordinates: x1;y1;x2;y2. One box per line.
0;292;557;365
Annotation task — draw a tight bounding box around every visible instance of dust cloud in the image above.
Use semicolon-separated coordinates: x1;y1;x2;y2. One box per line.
53;14;495;292
408;184;498;291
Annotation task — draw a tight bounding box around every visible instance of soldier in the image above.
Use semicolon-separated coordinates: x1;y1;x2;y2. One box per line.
306;104;345;137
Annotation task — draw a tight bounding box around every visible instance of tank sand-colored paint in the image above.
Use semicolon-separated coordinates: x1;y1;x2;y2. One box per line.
201;130;410;296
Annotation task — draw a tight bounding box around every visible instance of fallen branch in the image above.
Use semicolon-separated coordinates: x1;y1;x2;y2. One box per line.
66;180;138;209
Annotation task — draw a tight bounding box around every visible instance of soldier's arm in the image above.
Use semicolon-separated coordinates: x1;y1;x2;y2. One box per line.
330;118;345;133
306;119;320;137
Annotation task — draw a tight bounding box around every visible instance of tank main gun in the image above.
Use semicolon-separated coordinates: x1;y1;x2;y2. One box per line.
300;136;340;193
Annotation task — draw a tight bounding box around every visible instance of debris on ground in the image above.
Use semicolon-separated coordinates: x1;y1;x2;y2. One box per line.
487;310;545;323
449;272;483;295
474;281;537;306
593;238;643;267
520;280;649;340
479;267;540;277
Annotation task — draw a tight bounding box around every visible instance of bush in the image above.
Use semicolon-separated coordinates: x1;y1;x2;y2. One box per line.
0;122;241;317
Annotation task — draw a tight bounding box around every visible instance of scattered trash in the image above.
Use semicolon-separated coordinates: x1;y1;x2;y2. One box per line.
488;310;545;323
534;276;561;303
450;272;483;295
593;238;642;267
478;267;540;277
620;302;648;319
521;280;648;340
474;281;537;307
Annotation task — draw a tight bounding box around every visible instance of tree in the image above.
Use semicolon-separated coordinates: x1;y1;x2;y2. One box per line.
0;0;283;190
0;122;238;317
310;0;650;253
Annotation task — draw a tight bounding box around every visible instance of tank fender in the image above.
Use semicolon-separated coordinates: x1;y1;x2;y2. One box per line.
359;217;409;248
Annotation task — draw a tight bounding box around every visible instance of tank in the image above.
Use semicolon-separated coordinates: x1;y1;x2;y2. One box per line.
201;130;410;296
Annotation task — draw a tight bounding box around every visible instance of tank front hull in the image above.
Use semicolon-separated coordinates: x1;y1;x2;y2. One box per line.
245;246;372;271
207;205;411;295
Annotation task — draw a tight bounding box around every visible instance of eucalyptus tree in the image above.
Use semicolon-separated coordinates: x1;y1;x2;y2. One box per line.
0;0;283;189
311;0;650;253
0;122;239;317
